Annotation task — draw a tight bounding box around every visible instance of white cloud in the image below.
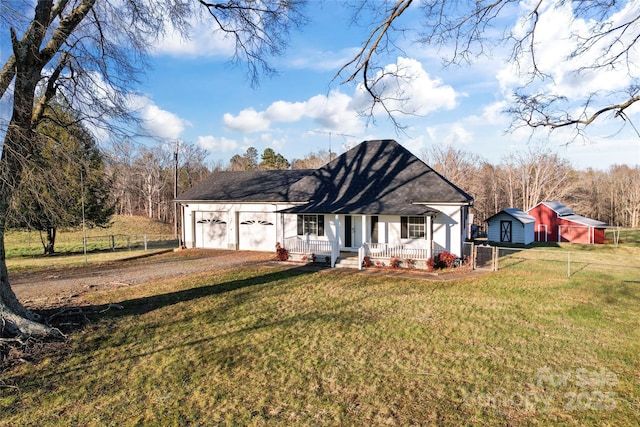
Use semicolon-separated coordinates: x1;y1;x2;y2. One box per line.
403;135;428;158
351;57;458;117
153;15;235;58
222;57;458;137
128;95;188;139
260;133;287;151
443;124;473;146
265;100;306;122
197;135;239;152
422;123;473;147
223;108;270;132
223;90;364;134
500;0;640;98
287;47;362;71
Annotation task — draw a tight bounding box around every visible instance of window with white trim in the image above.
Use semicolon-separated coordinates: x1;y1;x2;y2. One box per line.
401;216;425;239
297;214;324;236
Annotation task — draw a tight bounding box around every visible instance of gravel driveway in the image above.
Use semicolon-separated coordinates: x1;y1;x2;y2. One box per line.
10;249;276;309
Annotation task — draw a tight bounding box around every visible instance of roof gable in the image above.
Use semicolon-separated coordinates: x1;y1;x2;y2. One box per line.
486;208;536;224
532;201;575;216
286;139;473;214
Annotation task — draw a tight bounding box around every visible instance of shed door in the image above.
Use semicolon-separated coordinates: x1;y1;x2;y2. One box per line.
239;212;276;252
500;220;512;243
195;212;227;249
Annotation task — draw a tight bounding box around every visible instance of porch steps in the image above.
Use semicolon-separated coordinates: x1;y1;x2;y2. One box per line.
334;255;361;269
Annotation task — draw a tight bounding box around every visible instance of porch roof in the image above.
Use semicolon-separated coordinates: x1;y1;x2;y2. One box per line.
279;203;440;216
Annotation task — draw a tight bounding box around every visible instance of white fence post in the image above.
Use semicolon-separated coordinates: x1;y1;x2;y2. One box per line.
331;240;338;268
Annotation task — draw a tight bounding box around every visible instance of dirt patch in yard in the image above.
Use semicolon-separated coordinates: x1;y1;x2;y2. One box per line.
11;249;276;311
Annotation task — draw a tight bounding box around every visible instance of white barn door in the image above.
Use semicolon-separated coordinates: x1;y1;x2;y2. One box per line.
238;212;277;252
195;211;227;249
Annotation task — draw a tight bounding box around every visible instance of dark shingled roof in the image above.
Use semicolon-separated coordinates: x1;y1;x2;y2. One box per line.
175;169;313;202
281;139;472;215
486;208;536;224
176;140;473;215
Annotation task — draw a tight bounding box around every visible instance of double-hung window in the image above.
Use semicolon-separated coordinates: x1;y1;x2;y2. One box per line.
401;216;425;239
297;214;324;236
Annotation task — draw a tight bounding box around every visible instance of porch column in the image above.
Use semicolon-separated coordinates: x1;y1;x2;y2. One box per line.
361;214;367;247
426;215;433;259
333;214;341;268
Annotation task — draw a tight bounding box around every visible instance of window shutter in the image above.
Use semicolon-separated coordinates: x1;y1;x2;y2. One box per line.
371;216;379;244
318;215;324;236
297;215;303;235
401;216;408;239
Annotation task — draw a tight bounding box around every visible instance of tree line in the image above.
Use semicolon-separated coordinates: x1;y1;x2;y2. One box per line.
101;140;639;229
423;144;640;229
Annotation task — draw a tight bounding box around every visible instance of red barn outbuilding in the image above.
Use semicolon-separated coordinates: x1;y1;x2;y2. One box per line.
527;201;608;244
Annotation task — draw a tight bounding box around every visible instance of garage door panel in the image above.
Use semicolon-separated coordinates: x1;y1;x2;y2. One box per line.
195;212;227;249
239;212;276;251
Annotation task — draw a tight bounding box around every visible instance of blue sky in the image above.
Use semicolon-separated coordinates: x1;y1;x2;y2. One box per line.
3;1;640;170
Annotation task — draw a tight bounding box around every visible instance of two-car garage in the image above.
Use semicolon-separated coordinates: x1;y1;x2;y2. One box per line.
192;209;277;252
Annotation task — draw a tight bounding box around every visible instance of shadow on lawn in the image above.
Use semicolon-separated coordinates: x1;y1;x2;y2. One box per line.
38;264;323;333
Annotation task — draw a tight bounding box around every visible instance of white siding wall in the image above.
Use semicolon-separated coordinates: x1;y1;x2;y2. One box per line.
182;202;298;250
426;204;466;257
523;222;535;245
487;213;534;244
181;202;469;256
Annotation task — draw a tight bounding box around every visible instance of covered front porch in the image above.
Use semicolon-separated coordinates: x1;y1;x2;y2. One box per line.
281;213;439;269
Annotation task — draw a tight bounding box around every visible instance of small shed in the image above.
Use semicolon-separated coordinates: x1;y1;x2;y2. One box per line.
486;208;536;245
527;201;608;244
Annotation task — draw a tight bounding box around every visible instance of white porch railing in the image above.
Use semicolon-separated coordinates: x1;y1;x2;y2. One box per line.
284;236;332;254
283;236;339;267
364;242;431;261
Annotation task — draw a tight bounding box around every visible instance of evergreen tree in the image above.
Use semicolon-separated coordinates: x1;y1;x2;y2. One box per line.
8;106;114;254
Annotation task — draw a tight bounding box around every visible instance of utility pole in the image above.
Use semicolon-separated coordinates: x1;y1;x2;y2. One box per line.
174;140;180;244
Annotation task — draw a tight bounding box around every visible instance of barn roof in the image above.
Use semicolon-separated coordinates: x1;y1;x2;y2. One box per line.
560;214;608;227
536;201;575;216
486;208;536;224
528;200;608;227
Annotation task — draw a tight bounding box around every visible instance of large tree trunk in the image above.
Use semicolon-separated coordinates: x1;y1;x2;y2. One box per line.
0;219;62;338
45;227;56;255
0;0;70;339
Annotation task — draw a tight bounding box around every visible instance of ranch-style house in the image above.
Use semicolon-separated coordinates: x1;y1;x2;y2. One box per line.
175;139;474;267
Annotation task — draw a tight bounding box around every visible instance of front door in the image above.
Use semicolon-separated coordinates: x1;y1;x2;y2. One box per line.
344;215;362;249
344;215;352;247
353;216;362;248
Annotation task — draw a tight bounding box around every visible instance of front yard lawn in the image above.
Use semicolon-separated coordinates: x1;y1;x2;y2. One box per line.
1;263;638;425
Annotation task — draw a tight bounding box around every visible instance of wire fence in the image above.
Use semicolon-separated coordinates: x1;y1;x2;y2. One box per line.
6;233;178;256
474;244;640;280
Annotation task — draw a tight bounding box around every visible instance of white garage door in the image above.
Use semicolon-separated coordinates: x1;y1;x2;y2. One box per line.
238;212;276;252
195;212;227;249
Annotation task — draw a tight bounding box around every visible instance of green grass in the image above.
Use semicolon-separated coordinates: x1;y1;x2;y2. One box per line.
605;228;640;246
4;215;175;258
496;244;640;281
1;259;639;425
